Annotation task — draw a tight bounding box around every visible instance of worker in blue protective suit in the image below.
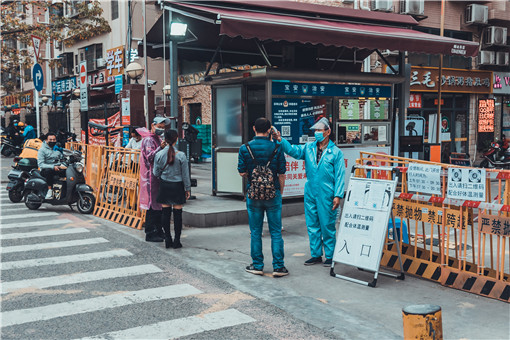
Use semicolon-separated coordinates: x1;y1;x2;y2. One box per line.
274;117;345;267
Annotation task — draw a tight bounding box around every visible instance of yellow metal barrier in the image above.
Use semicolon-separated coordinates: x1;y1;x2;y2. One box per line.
356;152;510;302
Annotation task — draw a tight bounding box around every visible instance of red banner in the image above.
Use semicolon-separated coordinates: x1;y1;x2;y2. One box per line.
88;111;122;146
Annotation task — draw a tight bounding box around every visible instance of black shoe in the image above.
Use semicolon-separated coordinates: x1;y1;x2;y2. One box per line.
145;234;164;242
304;257;322;266
323;259;333;267
172;241;182;249
245;264;263;275
165;238;173;249
272;267;289;277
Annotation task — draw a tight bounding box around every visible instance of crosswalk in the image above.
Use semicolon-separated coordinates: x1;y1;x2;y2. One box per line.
0;194;256;339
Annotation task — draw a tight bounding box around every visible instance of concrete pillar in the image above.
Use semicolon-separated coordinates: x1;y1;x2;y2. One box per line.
19;108;27;124
5;111;11;126
41;106;50;134
69;100;81;141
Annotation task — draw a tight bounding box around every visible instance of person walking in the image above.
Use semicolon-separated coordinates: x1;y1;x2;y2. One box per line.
140;117;170;242
153;129;191;249
274;117;345;267
238;117;288;277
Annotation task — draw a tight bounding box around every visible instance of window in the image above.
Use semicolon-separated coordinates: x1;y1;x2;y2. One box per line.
111;0;118;20
78;44;102;71
56;52;74;78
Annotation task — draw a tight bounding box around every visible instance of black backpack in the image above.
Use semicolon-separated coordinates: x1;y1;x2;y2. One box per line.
245;143;280;200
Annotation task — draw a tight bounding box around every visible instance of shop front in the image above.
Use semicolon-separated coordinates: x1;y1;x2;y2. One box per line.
494;72;510;140
407;66;492;162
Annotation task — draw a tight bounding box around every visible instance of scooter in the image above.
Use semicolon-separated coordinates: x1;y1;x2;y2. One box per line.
480;141;510;169
6;156;38;202
1;136;23;157
23;149;96;214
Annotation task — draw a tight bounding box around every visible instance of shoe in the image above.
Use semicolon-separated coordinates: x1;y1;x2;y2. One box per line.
45;189;53;199
145;234;164;242
304;257;322;266
323;259;333;267
165;237;173;249
245;264;263;275
172;241;182;249
272;267;289;277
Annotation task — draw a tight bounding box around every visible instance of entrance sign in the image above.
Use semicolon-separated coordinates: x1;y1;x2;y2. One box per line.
32;63;44;92
331;175;404;287
407;163;442;195
31;35;42;62
447;168;486;201
79;61;88;111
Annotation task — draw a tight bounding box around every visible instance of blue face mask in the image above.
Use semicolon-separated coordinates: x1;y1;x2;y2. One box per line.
315;131;325;142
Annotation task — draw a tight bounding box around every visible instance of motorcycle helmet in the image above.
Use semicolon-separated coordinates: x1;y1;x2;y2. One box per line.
18;122;25;128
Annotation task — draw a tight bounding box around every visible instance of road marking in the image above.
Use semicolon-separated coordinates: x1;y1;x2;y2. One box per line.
0;249;132;270
2;264;162;294
1;237;109;254
0;205;24;210
0;228;89;240
0;219;73;229
80;309;255;340
0;212;59;221
1;284;202;327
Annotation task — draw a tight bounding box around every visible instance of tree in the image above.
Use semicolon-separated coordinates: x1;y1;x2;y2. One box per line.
1;0;111;94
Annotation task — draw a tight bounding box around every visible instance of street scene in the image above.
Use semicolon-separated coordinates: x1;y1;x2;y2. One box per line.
1;0;510;339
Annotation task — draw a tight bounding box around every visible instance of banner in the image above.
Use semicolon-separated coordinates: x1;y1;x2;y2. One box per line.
88;111;122;146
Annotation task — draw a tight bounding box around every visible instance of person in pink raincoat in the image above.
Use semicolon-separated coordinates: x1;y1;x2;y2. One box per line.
139;117;171;242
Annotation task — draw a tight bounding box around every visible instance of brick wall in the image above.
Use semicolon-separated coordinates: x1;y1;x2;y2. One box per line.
179;85;212;125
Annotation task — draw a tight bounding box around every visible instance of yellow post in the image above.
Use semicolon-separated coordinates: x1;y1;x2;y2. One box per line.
402;305;443;340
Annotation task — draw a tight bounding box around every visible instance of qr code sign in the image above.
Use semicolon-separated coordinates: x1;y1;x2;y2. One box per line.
282;126;291;137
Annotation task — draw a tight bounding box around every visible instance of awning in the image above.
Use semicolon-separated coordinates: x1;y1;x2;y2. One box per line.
173;3;479;57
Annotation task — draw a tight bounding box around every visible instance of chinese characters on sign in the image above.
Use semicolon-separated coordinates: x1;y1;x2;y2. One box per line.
478;99;495;133
409;67;492;94
392;200;462;229
479;213;510;237
407;163;442;195
282;155;306;197
106;46;124;82
408;94;422;108
333;178;397;272
447;168;486;201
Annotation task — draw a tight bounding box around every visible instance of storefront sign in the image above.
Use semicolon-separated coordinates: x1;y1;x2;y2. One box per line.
52;77;77;100
478;99;495;133
20;91;33;108
479;213;510;237
272;81;392;98
115;75;123;95
447;168;486;201
410;66;492;94
339;99;388;119
493;72;510;95
2;95;19;108
408;94;422;108
407;163;442;195
88;70;109;86
106;46;124;82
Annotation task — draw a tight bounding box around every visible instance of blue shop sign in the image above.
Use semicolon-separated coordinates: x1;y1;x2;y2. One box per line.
52;77;77;100
272;80;391;98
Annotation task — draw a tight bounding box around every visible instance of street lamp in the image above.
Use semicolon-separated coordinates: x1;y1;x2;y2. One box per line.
125;62;144;84
170;22;188;41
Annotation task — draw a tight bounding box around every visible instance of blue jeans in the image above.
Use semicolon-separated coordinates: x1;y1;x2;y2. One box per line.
246;191;284;270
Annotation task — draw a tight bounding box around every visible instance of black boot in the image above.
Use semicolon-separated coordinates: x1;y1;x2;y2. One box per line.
154;209;165;239
145;208;163;242
161;207;173;249
173;208;183;249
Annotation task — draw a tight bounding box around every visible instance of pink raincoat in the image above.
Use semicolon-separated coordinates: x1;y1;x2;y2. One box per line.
138;128;162;211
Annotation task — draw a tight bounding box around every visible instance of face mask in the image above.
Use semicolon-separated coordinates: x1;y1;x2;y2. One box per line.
314;131;325;142
155;128;165;136
48;141;57;148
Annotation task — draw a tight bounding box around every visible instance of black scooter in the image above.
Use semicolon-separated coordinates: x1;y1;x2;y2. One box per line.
23;149;96;214
6;156;38;202
1;136;23;157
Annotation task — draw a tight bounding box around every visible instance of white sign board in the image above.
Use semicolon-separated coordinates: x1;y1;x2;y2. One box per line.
447;168;486;201
333;177;397;272
282;155;306;197
79;61;88;111
31;35;42;62
341;146;391;190
407;163;442;195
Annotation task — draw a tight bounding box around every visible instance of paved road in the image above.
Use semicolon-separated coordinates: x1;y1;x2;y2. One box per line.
0;193;335;339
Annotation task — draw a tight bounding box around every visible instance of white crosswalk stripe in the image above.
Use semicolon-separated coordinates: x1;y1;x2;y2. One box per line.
1;284;202;327
0;205;24;210
0;227;89;240
0;249;132;270
2;264;162;294
0;219;73;229
79;309;255;340
1;237;109;254
0;212;59;221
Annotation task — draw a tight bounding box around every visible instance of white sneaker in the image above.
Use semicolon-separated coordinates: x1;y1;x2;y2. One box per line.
45;189;53;199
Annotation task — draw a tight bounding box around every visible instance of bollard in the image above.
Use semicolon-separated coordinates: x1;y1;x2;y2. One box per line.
402;304;443;340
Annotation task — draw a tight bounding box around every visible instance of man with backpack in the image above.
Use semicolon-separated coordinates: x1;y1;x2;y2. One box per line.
238;117;288;277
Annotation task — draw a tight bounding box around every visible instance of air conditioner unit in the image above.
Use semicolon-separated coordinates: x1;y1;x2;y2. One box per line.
372;0;393;12
478;51;495;65
465;4;488;25
400;0;424;15
341;0;354;3
96;58;106;68
496;52;509;66
484;26;508;46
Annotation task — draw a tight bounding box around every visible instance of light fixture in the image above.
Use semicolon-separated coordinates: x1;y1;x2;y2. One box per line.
170;22;187;41
125;62;144;84
163;84;171;96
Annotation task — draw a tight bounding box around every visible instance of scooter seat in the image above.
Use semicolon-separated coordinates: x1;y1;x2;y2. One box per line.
30;170;45;179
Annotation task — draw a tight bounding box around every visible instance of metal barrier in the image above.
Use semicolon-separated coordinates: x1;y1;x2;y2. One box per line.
356;152;510;302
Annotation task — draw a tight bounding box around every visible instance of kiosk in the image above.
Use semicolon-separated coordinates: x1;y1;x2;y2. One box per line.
206;67;402;197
